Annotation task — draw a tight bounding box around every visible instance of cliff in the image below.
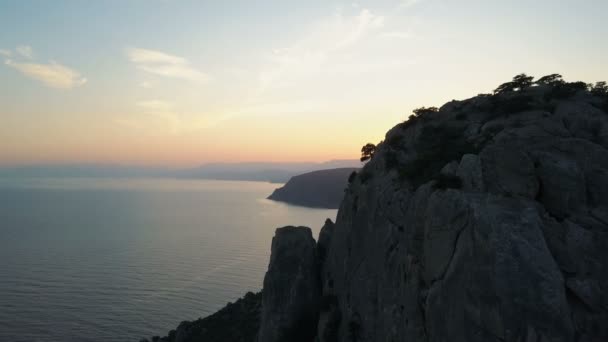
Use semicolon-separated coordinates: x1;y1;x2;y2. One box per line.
267;168;358;209
145;76;608;342
314;79;608;341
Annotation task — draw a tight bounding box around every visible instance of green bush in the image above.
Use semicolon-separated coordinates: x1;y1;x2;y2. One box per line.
398;124;477;187
548;81;588;99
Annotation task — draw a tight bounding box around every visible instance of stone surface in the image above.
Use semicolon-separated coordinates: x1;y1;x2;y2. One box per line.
257;226;320;342
145;82;608;342
319;85;608;342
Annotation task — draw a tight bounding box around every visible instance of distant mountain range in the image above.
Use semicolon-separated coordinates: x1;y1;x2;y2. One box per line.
0;159;362;183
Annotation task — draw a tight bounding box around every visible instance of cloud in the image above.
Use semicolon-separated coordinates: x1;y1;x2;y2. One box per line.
116;99;221;134
126;47;210;83
258;8;386;92
334;9;385;49
5;59;87;89
16;45;33;59
0;49;11;57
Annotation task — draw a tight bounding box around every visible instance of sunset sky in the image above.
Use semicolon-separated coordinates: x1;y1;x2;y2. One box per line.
1;0;607;166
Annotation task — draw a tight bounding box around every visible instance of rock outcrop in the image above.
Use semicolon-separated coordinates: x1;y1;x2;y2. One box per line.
317;82;608;341
268;168;358;209
258;226;321;342
145;77;608;342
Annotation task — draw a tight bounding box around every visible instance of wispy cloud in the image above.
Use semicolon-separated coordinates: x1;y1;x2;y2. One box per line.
5;59;87;89
115;99;220;134
0;49;11;57
126;47;210;83
16;45;33;59
257;8;392;92
334;9;385;49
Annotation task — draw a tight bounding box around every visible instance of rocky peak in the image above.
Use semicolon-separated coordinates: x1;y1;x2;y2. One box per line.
258;226;320;342
319;77;608;341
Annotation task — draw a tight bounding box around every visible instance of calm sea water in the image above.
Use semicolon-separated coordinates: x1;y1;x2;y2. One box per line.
0;178;336;342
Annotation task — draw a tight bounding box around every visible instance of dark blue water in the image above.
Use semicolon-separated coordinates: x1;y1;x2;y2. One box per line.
0;178;336;342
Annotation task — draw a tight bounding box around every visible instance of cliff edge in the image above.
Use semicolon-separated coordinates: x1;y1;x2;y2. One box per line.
145;75;608;342
315;77;608;341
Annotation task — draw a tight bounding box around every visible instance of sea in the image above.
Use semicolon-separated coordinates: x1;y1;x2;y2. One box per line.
0;178;337;342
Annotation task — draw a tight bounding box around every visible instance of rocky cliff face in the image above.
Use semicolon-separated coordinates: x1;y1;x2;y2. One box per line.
312;83;608;342
145;79;608;342
261;81;608;342
258;226;320;342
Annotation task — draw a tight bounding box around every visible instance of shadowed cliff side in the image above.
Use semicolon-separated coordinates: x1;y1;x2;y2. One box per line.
316;75;608;342
257;226;320;342
143;75;608;342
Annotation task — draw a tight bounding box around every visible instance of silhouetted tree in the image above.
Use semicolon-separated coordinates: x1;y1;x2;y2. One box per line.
513;73;534;90
535;74;564;86
493;81;516;94
494;74;534;94
412;106;439;117
549;81;589;99
590;81;608;96
360;143;377;162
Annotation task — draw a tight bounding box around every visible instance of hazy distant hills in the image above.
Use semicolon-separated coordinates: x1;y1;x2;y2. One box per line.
0;165;173;178
177;160;362;183
267;168;358;208
0;159;362;183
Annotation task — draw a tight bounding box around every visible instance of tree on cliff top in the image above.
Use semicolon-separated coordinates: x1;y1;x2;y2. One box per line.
360;143;376;162
494;73;534;94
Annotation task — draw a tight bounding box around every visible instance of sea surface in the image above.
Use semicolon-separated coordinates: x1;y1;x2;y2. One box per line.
0;178;337;342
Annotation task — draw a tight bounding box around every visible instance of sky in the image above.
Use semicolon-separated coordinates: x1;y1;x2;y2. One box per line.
1;0;607;167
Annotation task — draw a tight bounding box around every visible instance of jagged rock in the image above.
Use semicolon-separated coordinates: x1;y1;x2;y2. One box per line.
317;219;335;265
319;84;608;341
258;226;320;342
145;80;608;342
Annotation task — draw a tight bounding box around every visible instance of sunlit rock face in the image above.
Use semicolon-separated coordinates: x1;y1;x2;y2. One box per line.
315;86;608;342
